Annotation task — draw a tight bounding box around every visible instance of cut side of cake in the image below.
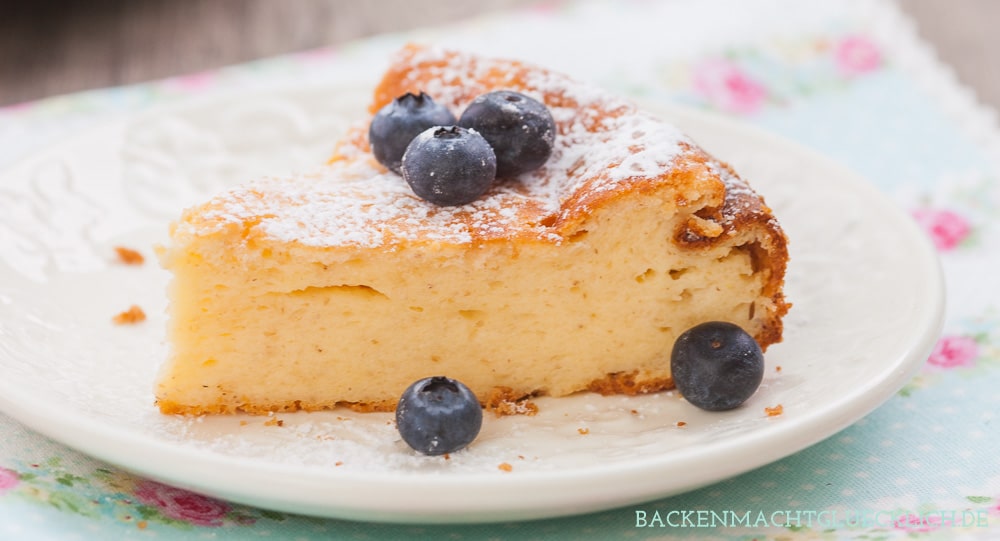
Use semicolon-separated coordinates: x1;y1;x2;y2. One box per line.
155;44;790;415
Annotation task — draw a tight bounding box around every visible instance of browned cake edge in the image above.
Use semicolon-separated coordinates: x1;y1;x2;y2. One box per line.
156;373;674;417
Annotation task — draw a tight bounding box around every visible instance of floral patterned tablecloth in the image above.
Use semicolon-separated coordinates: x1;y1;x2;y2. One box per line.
2;0;999;539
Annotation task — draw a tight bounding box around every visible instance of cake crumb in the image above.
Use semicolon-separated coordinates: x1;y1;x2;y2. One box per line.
114;246;145;265
112;305;146;325
765;404;784;417
335;461;344;467
137;521;147;530
517;455;525;460
775;365;782;373
443;453;451;461
630;409;639;415
264;417;284;427
485;387;538;417
498;462;513;472
239;420;248;426
675;421;687;427
577;428;590;435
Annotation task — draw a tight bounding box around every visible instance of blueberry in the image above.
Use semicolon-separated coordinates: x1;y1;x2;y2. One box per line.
368;92;456;173
396;376;483;456
670;321;764;411
401;126;496;206
458;90;555;177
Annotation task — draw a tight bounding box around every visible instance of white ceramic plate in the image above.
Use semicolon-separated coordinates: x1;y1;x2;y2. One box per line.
0;87;943;523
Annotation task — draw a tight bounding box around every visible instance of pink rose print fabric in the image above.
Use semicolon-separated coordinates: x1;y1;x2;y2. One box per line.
912;208;972;251
0;467;19;493
926;335;978;370
834;35;883;75
894;512;943;533
134;480;231;527
692;60;768;114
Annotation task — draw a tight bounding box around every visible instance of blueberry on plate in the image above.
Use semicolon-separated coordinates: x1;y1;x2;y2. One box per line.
458;90;555;177
401;126;497;206
670;321;764;411
396;376;483;456
368;91;456;173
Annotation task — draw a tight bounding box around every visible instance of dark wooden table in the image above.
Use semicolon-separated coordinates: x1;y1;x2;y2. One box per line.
2;0;998;110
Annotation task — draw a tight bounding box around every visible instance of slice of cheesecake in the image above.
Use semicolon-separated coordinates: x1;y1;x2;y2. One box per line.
155;45;789;415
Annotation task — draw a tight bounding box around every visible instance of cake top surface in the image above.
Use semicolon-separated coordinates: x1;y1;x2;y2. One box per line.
173;45;758;249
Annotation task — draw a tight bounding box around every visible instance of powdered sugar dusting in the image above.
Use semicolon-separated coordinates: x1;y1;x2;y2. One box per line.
176;46;705;248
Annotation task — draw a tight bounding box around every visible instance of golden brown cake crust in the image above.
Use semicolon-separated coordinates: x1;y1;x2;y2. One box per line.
587;371;674;396
172;45;787;259
157;385;542;416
